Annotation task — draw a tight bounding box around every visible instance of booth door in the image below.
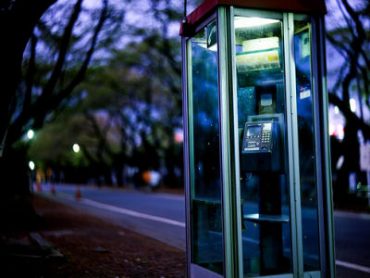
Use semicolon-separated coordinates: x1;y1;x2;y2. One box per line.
233;13;293;277
293;15;322;276
186;18;225;276
232;12;322;277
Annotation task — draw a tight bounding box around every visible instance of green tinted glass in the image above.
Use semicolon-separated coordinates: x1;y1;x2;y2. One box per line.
234;15;293;276
294;17;321;272
189;20;224;275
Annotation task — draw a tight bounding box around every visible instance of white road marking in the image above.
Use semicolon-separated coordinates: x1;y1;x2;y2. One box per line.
153;193;184;201
336;259;370;273
44;192;370;274
80;198;186;228
334;210;370;220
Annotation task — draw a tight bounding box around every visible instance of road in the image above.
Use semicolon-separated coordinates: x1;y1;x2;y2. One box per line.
37;184;370;277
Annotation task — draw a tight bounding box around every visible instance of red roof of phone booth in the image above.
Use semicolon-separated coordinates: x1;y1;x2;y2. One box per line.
180;0;326;36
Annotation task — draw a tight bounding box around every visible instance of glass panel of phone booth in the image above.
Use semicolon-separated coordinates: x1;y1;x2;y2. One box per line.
233;15;293;276
294;17;321;271
189;20;224;275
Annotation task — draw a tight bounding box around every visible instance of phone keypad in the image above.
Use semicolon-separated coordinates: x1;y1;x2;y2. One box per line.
261;131;272;151
242;122;274;153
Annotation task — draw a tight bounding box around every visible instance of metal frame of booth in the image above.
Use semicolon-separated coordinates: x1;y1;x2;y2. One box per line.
182;3;335;277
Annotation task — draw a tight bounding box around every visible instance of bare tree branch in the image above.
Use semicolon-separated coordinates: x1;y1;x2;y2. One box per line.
0;0;57;150
332;63;348;94
326;32;350;59
328;92;370;139
54;0;109;106
85;110;115;158
36;0;108;129
24;33;37;114
42;0;84;98
338;0;366;105
335;0;353;31
9;0;84;135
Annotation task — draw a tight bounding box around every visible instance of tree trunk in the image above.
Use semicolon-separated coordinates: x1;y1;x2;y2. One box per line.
0;0;56;230
0;0;56;145
0;145;38;229
334;121;360;207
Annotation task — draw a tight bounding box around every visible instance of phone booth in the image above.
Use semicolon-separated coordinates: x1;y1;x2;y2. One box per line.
181;0;335;277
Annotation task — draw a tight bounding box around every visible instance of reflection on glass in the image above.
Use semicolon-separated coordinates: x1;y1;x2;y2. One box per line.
234;16;292;276
294;18;321;271
189;20;224;274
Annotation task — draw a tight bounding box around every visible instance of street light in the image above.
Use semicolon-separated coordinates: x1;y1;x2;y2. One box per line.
350;98;357;112
174;128;184;144
27;129;34;140
72;143;80;153
29;161;35;171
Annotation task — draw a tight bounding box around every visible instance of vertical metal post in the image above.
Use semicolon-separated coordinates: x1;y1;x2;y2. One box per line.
311;14;328;277
217;6;242;278
229;6;244;278
316;15;336;278
367;171;370;207
182;37;193;277
283;12;304;277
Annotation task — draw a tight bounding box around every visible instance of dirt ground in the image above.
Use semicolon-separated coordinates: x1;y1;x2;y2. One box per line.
1;195;186;278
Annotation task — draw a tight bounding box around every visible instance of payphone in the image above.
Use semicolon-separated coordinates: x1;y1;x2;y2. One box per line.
181;1;335;277
239;99;287;275
242;121;274;154
241;118;282;172
240;111;286;276
232;13;293;275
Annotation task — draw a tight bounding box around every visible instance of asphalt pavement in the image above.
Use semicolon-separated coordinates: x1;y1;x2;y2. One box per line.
36;183;370;277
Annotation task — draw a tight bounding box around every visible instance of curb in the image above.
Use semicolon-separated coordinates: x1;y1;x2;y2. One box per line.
29;232;64;258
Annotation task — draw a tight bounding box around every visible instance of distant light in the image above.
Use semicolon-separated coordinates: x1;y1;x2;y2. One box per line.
29;161;35;171
174;129;184;143
73;143;80;153
350;98;356;112
334;106;339;114
234;17;279;29
337;124;344;140
27;129;34;140
336;155;344;170
329;124;335;136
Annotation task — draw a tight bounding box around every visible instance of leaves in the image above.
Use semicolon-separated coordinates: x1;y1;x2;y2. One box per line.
25;0;184;186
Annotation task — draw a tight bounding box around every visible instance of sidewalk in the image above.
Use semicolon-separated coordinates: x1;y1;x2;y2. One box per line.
0;195;185;277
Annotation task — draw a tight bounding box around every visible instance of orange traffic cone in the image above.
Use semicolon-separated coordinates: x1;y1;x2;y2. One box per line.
50;184;56;195
35;182;42;192
75;186;82;200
